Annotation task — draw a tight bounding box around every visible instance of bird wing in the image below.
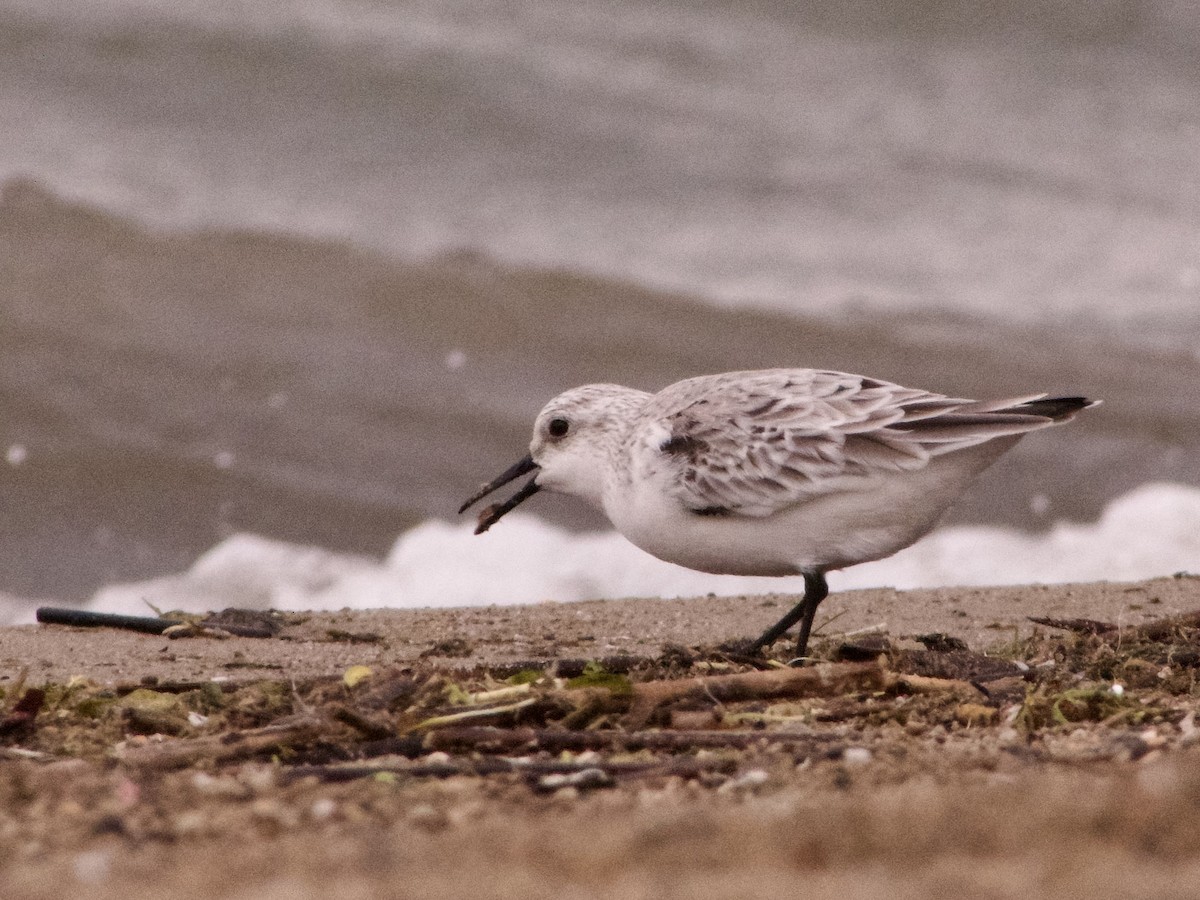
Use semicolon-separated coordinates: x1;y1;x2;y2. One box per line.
638;369;1053;517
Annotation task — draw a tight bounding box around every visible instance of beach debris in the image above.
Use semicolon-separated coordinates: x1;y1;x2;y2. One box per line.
834;633;892;661
115;715;326;770
118;689;191;736
343;665;374;689
532;767;614;794
0;688;45;736
891;648;1024;685
36;607;183;635
324;629;384;644
1030;609;1200;642
199;609;285;639
1013;685;1157;731
1028;616;1119;636
621;660;889;729
10;598;1200;796
840;747;872;767
35;606;288;639
954;703;999;727
564;660;633;695
412;697;541;731
914;633;970;652
331;705;394;740
1127;609;1200;642
420;637;475;658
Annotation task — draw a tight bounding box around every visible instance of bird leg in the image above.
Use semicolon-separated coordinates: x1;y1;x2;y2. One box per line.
747;571;829;658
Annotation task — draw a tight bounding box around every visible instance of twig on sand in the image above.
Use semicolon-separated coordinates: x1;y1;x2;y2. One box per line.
115;715;326;770
621;661;888;729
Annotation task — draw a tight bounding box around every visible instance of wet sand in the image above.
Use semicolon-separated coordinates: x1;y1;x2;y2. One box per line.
3;577;1199;900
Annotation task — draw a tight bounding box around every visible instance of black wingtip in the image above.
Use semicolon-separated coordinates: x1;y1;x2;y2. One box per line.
1018;396;1099;421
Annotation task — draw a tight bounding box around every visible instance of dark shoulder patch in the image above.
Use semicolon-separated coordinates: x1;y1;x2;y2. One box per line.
660;434;704;455
690;505;730;517
745;397;781;416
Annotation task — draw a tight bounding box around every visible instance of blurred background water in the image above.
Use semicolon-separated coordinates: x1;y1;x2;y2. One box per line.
1;0;1197;617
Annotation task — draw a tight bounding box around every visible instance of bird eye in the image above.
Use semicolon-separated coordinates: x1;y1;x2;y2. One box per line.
548;418;570;438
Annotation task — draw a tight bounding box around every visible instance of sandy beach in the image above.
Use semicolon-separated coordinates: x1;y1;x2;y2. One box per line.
3;577;1199;899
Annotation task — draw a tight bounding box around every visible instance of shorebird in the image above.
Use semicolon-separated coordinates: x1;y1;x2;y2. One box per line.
459;368;1096;658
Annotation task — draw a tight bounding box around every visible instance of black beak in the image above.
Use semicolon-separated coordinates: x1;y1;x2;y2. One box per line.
458;454;541;534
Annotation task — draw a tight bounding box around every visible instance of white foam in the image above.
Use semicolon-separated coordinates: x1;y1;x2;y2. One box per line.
83;482;1199;617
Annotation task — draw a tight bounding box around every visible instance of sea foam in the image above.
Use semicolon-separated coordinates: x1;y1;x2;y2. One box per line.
84;482;1199;618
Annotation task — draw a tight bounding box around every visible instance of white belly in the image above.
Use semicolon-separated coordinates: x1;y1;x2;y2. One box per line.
602;438;1017;576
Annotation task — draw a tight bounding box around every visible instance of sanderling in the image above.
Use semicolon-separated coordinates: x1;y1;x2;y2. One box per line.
459;368;1097;657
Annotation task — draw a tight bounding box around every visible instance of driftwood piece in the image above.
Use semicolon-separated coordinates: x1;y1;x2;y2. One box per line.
332;705;395;740
886;673;986;698
408;662;902;734
621;661;888;729
115;715;326;770
35;607;181;635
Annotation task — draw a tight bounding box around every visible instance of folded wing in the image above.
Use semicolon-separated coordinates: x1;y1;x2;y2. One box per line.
641;369;1086;517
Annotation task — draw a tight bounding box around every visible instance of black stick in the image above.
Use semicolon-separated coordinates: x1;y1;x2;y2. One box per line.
36;607;182;635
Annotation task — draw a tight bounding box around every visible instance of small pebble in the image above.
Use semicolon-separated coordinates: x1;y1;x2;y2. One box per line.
717;769;770;794
173;810;209;837
1138;727;1167;749
251;798;300;830
239;765;279;794
535;768;613;794
842;747;872;767
1177;711;1197;743
309;798;337;822
191;772;248;799
72;850;112;884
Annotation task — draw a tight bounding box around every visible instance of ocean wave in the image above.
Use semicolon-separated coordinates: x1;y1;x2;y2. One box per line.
2;3;1199;341
69;482;1198;624
1;181;1198;606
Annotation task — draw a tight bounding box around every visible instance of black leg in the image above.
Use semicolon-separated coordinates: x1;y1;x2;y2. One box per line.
748;572;829;658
